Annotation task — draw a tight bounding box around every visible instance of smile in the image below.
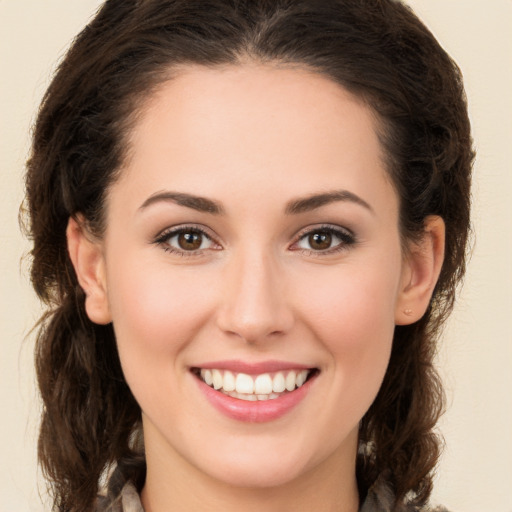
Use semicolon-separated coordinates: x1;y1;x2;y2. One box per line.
195;368;312;401
192;363;319;422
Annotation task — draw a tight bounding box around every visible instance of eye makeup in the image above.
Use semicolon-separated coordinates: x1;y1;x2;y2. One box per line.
290;223;357;257
153;224;221;257
152;222;357;258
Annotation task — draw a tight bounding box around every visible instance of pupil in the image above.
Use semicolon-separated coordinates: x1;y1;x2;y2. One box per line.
178;231;202;250
309;232;332;250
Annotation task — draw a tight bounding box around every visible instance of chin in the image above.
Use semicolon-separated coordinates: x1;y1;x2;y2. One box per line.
203;456;309;489
186;429;336;490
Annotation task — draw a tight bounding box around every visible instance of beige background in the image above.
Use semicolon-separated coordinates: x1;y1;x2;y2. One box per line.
1;1;511;511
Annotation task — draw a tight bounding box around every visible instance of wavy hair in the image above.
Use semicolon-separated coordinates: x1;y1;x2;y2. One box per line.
23;0;473;510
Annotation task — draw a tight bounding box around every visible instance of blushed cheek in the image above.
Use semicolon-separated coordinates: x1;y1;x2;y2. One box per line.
323;285;395;413
107;262;215;359
107;268;216;417
302;268;397;344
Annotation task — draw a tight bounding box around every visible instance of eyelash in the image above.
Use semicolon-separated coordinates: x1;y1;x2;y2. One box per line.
153;225;219;256
153;224;356;257
290;224;357;256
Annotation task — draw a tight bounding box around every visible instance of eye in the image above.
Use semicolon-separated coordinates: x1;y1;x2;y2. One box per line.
154;226;219;254
292;226;355;254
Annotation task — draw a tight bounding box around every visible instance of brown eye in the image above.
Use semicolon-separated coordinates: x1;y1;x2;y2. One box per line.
308;231;332;250
177;231;204;250
294;226;355;254
156;227;217;254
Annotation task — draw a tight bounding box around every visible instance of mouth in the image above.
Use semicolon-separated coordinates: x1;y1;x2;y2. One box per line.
191;367;319;402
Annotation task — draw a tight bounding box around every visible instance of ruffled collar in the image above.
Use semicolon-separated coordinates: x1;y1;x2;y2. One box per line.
100;476;449;512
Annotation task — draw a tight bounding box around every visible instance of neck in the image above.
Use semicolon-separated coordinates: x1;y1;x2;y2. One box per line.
142;465;359;512
140;424;360;512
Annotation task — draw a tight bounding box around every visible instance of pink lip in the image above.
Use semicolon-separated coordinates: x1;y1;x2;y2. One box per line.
193;359;313;375
193;371;317;423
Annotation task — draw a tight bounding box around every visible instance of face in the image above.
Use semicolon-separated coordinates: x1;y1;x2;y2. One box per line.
81;65;419;490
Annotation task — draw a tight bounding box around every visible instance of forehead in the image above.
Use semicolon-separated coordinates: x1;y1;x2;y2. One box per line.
115;64;396;217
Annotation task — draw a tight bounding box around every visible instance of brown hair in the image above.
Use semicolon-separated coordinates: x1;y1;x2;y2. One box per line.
24;0;473;510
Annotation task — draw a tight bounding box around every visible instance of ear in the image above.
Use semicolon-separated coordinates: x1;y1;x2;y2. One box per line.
66;216;112;325
395;216;445;325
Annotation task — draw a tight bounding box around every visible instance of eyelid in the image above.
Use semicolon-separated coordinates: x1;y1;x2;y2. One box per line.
289;223;357;254
153;224;222;255
152;222;356;256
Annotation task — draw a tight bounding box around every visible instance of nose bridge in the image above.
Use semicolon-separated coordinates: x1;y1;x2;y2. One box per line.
217;244;292;342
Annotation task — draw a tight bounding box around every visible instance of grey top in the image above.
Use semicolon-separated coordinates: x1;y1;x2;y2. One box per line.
98;475;449;512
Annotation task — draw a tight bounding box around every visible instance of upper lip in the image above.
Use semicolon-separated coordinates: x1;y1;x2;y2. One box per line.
191;360;315;374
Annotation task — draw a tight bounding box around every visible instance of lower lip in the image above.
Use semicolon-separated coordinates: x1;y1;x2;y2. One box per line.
195;373;316;423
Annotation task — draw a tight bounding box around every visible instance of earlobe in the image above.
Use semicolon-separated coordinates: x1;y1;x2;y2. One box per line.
66;216;112;325
395;216;445;325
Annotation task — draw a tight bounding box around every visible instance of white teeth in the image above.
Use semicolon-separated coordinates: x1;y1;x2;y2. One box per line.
272;372;286;393
254;374;273;394
212;369;223;390
235;373;254;394
223;370;235;392
285;371;296;391
223;391;282;401
296;370;308;387
198;368;313;400
203;369;213;386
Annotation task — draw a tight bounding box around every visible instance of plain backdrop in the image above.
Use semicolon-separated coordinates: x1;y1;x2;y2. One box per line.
1;1;511;511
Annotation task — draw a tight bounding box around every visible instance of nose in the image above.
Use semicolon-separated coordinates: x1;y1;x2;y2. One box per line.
215;250;294;344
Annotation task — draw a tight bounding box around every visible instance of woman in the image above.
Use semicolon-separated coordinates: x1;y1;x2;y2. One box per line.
24;0;473;511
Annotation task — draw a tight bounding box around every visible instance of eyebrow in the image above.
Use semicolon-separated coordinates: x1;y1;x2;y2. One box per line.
139;191;225;214
139;188;373;216
285;190;374;215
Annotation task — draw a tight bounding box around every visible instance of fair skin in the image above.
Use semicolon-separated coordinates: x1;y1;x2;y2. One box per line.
67;64;444;512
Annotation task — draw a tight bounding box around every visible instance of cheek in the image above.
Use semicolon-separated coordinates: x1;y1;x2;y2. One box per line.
104;256;222;427
295;258;400;405
109;255;205;331
104;255;216;381
299;262;399;346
